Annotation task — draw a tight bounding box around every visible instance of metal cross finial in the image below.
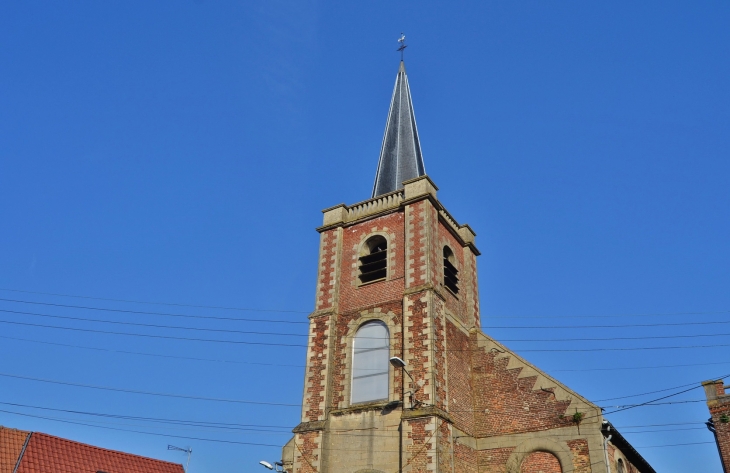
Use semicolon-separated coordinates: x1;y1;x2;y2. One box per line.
397;33;407;60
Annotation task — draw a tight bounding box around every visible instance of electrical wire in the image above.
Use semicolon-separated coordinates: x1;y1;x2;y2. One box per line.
0;372;301;407
0;407;714;454
4;334;730;375
3;296;730;329
5;307;730;343
3;287;729;320
0;298;308;324
0;288;309;314
2;317;730;352
0;369;717;414
6;306;730;346
0;308;309;336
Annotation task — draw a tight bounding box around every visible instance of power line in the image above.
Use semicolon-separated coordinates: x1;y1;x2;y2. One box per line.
0;400;293;431
0;407;715;453
0;308;309;336
549;361;730;372
0;319;306;347
3;317;730;352
0;335;304;367
0;298;307;324
595;372;730;419
0;288;309;314
0;399;707;437
0;372;301;407
0;408;284;448
4;334;730;375
0;370;714;415
5;307;730;343
593;380;708;402
5;317;730;351
3;287;729;320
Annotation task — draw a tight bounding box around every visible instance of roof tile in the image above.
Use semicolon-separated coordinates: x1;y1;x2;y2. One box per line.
15;432;184;473
0;426;30;473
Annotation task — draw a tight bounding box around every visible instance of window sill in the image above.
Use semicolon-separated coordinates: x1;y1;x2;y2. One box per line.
331;399;393;415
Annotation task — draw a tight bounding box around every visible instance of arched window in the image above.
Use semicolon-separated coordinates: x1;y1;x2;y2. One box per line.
351;321;389;404
358;236;388;284
443;246;459;294
617;459;626;473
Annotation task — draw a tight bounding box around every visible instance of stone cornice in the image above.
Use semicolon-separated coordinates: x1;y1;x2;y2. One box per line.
401;405;454;424
309;308;336;319
317;176;480;255
292;420;326;433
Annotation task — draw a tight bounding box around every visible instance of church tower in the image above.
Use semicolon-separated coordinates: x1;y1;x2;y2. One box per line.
281;60;655;473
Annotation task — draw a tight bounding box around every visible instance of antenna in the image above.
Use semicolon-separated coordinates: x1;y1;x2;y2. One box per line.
168;445;192;473
397;33;407;61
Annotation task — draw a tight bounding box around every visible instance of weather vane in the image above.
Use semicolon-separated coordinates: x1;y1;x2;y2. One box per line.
397;33;407;60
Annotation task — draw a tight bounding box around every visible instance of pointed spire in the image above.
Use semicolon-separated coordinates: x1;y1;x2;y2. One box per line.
371;61;426;198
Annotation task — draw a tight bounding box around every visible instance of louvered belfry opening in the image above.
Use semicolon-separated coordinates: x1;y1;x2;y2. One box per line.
443;246;460;294
359;236;388;284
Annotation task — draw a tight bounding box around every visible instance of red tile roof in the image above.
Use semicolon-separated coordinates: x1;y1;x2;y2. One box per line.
0;427;30;473
14;432;185;473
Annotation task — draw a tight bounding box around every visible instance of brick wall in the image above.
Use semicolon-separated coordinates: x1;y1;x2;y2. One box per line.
339;212;405;313
471;332;573;437
704;380;730;472
445;320;474;434
520;451;562;473
404;417;435;473
478;447;514;473
712;400;730;473
293;431;321;473
454;443;478;473
567;439;591;473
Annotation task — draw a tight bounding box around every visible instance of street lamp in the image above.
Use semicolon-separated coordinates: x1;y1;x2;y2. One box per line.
259;461;286;472
390;357;421;408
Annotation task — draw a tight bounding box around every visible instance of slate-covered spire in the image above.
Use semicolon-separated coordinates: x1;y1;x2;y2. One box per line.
371;61;426;198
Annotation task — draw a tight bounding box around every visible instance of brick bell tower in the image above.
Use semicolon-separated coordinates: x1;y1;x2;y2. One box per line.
281;60;481;473
280;59;650;473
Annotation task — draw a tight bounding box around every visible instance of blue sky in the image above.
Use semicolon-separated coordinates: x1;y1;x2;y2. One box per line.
1;1;729;472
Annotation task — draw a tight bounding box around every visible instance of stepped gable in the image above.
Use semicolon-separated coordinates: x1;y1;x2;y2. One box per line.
0;427;30;473
15;432;184;473
471;331;598;437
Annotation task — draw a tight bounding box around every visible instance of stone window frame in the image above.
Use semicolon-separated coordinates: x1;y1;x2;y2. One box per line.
353;230;396;288
441;243;460;298
339;310;399;409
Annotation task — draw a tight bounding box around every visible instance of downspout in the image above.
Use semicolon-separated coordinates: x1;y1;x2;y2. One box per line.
602;423;612;473
707;418;728;473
